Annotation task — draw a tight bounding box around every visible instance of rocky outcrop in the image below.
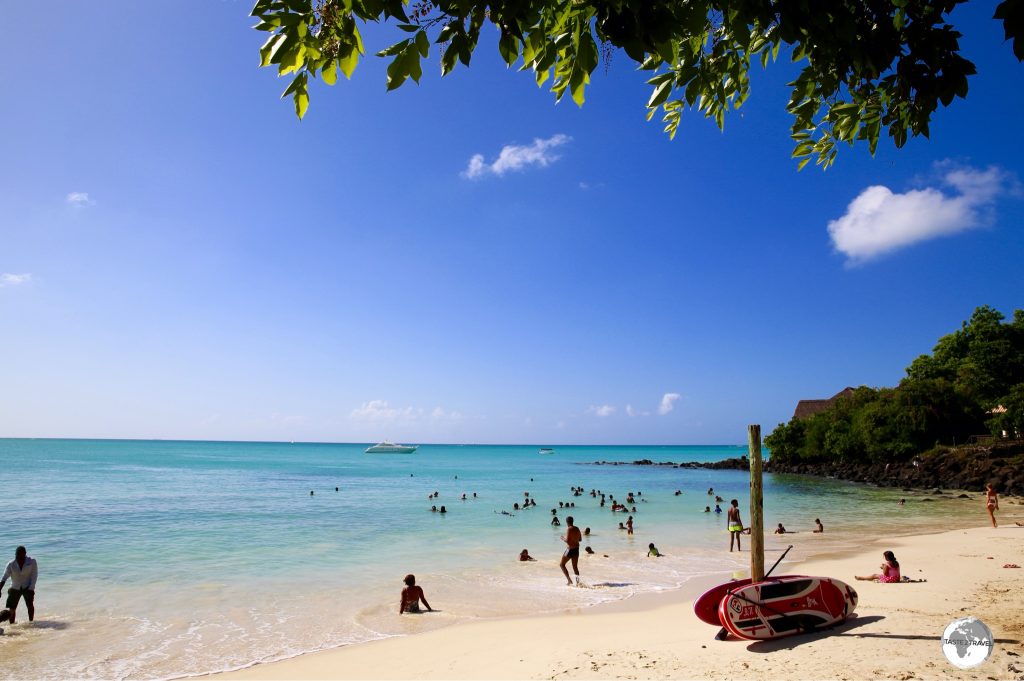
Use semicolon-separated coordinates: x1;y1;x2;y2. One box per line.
586;443;1024;496
766;442;1024;496
588;456;751;470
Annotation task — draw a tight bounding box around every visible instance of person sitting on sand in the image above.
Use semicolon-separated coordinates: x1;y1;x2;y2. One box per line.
813;518;824;533
519;549;536;562
585;546;595;555
856;551;901;583
774;523;787;534
399;574;433;613
647;543;664;557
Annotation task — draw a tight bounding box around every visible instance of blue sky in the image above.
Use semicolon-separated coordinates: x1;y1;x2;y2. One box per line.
1;1;1021;444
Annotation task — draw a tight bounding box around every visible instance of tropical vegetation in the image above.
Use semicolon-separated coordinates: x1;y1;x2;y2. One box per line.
250;0;1022;170
765;306;1024;464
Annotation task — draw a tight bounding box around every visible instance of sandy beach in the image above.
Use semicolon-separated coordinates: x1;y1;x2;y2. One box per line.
214;515;1024;681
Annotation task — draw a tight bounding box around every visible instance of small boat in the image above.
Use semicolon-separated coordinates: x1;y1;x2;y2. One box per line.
365;441;419;453
539;448;555;454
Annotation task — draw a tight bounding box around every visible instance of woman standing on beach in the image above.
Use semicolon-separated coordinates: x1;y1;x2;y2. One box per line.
985;483;999;527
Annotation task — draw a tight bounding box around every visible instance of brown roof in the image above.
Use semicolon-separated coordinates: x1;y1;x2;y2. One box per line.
792;387;855;420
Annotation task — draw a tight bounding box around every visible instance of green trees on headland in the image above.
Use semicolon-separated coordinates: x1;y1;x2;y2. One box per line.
766;306;1024;465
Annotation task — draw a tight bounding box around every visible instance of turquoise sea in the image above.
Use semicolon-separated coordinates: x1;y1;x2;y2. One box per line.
0;439;976;680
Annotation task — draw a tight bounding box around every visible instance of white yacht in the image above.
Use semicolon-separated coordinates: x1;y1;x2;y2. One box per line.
365;441;419;453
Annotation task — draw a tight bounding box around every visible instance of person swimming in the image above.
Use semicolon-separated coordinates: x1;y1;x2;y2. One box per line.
439;506;447;514
647;543;664;557
519;549;536;561
774;523;787;534
704;506;711;513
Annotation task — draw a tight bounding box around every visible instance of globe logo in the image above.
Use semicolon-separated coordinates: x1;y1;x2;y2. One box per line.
941;617;994;669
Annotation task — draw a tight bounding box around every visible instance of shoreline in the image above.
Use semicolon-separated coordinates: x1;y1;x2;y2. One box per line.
210;511;1024;680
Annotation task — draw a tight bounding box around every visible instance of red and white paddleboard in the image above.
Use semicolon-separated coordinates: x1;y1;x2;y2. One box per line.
694;578;753;625
717;575;858;640
693;575;811;625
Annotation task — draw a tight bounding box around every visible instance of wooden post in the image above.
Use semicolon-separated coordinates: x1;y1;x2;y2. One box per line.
748;424;765;582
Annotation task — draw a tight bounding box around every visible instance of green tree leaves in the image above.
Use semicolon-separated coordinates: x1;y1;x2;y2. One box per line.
767;306;1024;465
251;0;1020;164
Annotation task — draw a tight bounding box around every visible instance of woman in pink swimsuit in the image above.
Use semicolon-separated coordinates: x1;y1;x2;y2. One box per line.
856;551;901;582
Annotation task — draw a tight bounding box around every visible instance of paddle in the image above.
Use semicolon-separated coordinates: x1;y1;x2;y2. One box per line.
715;545;793;640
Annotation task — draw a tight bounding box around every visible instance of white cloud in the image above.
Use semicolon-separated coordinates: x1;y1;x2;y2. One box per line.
462;134;571;179
587;404;616;418
350;400;422;424
430;406;463;423
66;192;95;207
828;164;1011;264
0;273;32;287
271;412;307;425
625;404;650;418
350;400;463;426
658;393;681;415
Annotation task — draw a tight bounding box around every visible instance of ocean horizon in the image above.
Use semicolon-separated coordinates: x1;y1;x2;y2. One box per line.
0;438;975;680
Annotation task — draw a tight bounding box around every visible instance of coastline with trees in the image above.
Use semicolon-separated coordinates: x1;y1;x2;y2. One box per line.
766;305;1024;495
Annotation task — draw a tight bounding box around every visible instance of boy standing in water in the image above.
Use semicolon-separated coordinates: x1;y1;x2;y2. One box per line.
559;516;583;586
727;500;744;552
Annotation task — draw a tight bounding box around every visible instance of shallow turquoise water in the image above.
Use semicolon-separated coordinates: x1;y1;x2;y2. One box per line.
0;439;973;680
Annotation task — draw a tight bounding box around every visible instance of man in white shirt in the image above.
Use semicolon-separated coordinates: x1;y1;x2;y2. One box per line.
1;546;37;624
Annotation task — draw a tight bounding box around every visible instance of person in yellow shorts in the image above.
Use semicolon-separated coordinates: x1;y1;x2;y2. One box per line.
727;500;744;552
